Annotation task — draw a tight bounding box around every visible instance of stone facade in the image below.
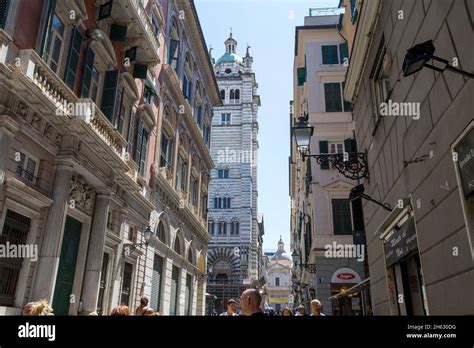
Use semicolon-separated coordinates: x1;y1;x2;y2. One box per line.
0;0;219;316
344;0;474;315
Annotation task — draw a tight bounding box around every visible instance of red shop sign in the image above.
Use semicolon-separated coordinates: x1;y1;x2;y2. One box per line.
337;273;356;280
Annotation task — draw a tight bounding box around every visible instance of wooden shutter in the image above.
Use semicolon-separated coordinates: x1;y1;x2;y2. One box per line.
139;128;149;177
319;141;329;169
134;118;143;164
126;108;135;154
332;199;352;235
81;46;95;98
297;67;306;86
324;83;342;112
109;24;127;42
64;26;83;90
100;70;119;122
342;81;352;111
339;42;349;65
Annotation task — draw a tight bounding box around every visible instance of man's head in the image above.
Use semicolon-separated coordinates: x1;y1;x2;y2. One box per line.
227;299;237;313
310;299;322;315
239;289;262;316
140;297;149;306
297;305;305;315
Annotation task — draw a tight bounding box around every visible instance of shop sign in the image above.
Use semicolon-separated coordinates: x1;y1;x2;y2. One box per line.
455;127;474;198
330;268;362;284
384;216;418;268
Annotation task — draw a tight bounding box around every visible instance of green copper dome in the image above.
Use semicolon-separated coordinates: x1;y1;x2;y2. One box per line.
215;52;243;65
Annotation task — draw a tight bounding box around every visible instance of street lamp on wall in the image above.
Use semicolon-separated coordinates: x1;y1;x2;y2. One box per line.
123;225;153;256
292;116;369;180
402;40;474;78
291;249;317;274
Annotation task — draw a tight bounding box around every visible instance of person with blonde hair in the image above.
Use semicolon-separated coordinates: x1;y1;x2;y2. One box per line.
281;307;294;316
23;300;54;316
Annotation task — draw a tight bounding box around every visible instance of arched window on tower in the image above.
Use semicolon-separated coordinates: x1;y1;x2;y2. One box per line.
235;89;240;100
230;89;235;99
220;89;225;100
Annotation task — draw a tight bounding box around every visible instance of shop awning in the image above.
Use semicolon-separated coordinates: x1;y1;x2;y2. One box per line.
328;278;370;300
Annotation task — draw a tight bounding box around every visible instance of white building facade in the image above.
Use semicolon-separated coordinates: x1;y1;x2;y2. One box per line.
291;12;366;315
206;33;261;313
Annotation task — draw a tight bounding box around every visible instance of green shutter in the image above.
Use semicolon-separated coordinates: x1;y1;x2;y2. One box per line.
297;67;306;86
100;70;119;122
344;138;353;153
0;0;10;29
80;46;95;98
109;24;127;42
127;108;135;154
139;128;149;176
339;42;349;65
332;199;352;235
322;45;338;64
342;81;352;111
324;83;342;112
134;118;143;164
64;26;83;90
319;141;329;170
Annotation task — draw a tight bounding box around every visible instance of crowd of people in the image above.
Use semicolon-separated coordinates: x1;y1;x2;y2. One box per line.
21;289;328;317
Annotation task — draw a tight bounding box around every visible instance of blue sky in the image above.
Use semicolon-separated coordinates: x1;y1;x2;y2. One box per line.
195;0;339;252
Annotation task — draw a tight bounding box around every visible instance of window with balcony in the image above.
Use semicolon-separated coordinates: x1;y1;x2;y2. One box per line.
15;152;39;185
81;46;101;104
221;113;231;125
160;133;173;171
275;277;280;286
195;105;203;129
44;14;65;74
332;199;353;235
151;15;160;37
